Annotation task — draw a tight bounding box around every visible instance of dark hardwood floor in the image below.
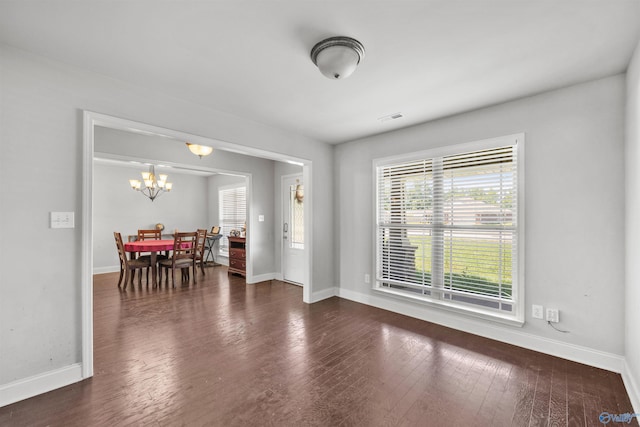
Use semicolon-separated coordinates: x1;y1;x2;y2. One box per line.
1;267;636;426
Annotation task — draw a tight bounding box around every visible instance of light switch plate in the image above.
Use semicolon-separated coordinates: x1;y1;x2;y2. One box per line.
51;212;75;228
258;215;265;222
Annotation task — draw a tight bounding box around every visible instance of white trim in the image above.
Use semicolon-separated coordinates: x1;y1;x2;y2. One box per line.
93;265;120;275
0;364;83;407
373;287;524;327
302;164;313;304
311;286;337;303
245;174;253;283
81;112;95;379
623;361;640;413
372;133;525;167
372;133;525;324
247;272;277;284
337;288;625;373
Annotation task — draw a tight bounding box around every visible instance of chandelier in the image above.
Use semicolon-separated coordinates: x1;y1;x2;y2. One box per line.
128;165;172;202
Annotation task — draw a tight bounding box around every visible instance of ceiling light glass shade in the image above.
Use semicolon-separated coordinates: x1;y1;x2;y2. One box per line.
310;36;365;80
186;142;213;158
129;165;172;202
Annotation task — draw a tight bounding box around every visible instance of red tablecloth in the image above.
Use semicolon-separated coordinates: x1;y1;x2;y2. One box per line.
123;239;191;287
124;239;177;253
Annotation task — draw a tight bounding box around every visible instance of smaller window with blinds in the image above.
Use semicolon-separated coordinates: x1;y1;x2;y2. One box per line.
218;184;247;257
374;134;524;324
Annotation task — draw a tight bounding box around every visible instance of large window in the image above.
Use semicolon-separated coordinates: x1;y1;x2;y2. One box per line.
219;184;246;256
374;134;523;324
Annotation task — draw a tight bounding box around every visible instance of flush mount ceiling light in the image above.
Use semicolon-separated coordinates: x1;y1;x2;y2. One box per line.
186;142;213;159
310;36;365;80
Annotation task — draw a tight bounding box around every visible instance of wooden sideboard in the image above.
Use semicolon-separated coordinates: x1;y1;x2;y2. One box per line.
227;236;246;277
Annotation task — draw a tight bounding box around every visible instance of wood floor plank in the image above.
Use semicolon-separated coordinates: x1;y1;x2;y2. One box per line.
0;269;636;426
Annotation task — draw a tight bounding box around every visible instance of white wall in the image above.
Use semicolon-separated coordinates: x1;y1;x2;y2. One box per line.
93;162;209;273
0;45;334;391
625;40;640;412
335;75;626;362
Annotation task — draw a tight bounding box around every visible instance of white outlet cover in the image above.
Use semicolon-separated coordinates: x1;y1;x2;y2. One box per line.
546;308;560;323
532;304;543;319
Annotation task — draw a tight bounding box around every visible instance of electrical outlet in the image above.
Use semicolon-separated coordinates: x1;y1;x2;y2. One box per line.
546;308;560;323
532;305;543;319
364;274;371;284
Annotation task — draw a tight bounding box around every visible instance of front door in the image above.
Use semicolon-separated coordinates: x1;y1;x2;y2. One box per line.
282;174;305;285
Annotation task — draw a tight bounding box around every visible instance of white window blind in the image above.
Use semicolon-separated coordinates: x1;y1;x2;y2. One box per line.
218;185;246;256
375;137;521;320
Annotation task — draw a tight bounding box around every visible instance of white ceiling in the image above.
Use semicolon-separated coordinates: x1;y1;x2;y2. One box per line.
1;1;639;144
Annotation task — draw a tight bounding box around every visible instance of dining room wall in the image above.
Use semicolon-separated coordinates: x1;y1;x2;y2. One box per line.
93;161;210;274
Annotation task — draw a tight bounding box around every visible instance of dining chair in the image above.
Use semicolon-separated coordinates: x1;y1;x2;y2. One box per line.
195;228;208;275
114;232;151;289
138;229;161;240
158;231;198;287
136;228;168;263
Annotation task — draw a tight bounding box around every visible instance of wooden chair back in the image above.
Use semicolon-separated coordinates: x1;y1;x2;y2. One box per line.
138;229;162;241
114;232;128;266
158;231;198;287
114;231;151;289
173;231;198;262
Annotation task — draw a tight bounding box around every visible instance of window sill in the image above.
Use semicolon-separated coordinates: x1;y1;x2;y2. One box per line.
373;285;524;328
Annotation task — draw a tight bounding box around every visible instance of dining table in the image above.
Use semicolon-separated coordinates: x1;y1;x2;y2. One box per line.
124;239;179;287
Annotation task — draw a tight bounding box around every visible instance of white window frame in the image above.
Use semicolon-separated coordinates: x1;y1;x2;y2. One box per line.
218;183;246;257
373;134;525;326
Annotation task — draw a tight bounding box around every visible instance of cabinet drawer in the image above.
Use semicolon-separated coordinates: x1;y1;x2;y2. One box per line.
229;258;246;270
229;248;246;259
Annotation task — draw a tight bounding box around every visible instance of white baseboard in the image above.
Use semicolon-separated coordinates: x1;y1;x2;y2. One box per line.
93;265;119;275
0;363;83;407
311;286;337;303
336;288;625;374
622;361;640;413
248;272;277;284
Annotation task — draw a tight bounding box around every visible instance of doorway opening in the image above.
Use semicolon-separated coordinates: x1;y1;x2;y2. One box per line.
82;111;312;379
